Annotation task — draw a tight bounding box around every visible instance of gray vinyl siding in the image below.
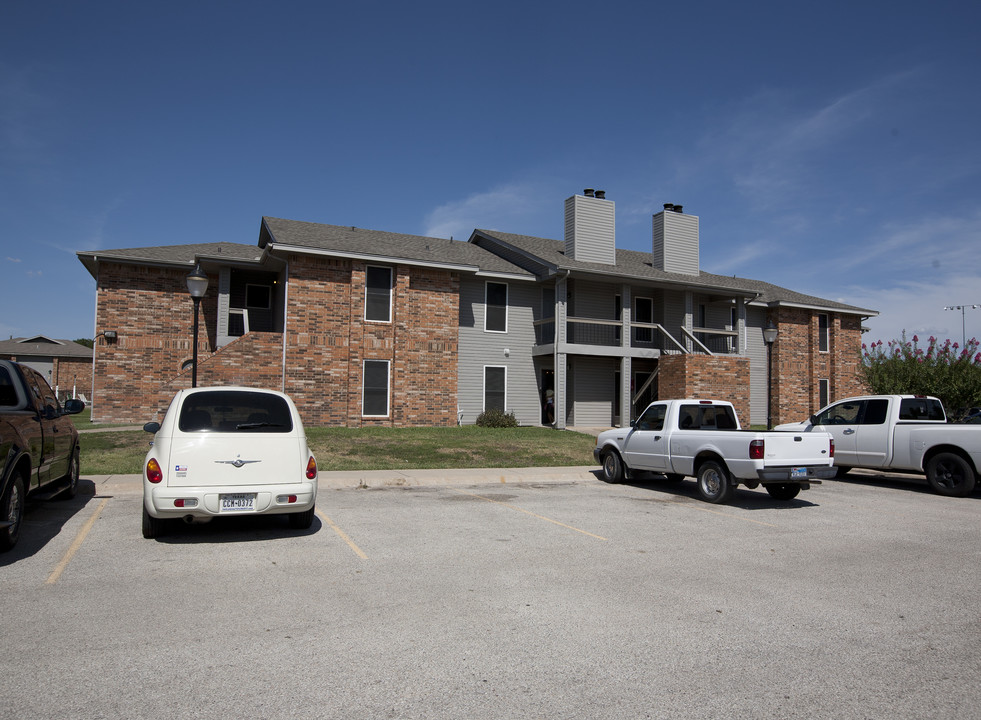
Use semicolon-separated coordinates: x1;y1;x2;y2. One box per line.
569;279;618;319
570;357;617;426
660;290;687;352
457;276;541;425
746;306;768;425
564;195;616;265
652;211;699;275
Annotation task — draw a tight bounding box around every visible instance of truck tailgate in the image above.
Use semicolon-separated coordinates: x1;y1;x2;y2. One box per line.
764;431;833;465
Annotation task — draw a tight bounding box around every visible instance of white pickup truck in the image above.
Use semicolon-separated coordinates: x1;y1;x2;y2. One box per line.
593;399;836;503
775;395;981;497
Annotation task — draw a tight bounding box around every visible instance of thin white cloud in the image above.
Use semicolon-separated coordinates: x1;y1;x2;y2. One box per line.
6;256;21;262
422;179;559;240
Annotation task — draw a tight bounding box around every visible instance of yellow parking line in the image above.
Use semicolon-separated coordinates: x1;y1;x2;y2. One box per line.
46;497;110;585
316;508;368;559
448;488;607;541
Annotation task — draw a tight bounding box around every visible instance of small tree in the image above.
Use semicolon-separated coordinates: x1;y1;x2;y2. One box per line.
860;333;981;419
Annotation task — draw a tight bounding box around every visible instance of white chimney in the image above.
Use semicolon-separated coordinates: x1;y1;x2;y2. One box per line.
564;190;615;264
653;203;699;275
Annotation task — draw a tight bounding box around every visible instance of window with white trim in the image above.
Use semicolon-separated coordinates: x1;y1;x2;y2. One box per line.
365;266;392;322
362;360;390;417
818;313;829;353
484;366;506;412
485;282;508;333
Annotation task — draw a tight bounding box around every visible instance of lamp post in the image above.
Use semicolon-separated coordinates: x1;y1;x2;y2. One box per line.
763;320;778;429
943;304;980;348
186;263;209;388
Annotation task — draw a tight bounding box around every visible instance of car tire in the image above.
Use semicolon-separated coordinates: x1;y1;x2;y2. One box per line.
57;447;80;500
765;483;801;501
1;473;26;552
142;505;168;539
601;450;625;483
925;453;976;497
696;460;734;504
288;505;316;530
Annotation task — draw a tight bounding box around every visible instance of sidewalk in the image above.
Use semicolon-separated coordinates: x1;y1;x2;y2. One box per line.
86;465;602;494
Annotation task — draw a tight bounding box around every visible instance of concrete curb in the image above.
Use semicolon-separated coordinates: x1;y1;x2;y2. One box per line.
84;465;602;495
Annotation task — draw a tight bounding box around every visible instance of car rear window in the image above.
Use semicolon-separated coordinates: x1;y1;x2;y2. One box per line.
898;397;946;421
678;404;738;430
178;391;293;433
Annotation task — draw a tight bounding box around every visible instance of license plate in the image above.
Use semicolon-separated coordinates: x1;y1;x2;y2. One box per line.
219;493;256;512
790;467;808;479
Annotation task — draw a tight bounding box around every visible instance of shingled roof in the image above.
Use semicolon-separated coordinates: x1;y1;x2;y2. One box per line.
472;230;876;316
0;336;93;359
259;217;533;278
77;242;265;278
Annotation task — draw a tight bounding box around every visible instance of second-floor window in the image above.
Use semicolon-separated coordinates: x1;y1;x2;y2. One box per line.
818;313;829;352
366;266;392;322
485;282;508;333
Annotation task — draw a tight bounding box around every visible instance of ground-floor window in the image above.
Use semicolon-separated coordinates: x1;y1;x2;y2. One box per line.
484;366;506;412
363;360;390;417
819;378;829;409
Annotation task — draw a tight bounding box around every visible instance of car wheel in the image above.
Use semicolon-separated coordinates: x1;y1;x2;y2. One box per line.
142;505;168;539
765;483;801;501
288;505;316;530
601;450;625;483
925;453;976;497
696;460;734;504
1;473;26;552
58;447;80;500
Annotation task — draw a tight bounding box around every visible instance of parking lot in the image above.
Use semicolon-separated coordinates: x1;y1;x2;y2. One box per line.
2;469;979;720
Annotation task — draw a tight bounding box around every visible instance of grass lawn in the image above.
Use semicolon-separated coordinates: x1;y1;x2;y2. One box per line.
77;425;598;476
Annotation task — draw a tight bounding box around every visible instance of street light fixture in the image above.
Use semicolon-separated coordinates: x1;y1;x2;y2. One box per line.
943;304;980;348
186;263;209;388
763;320;778;430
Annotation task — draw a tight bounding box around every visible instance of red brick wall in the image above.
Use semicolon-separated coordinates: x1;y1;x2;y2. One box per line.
770;309;864;425
53;357;93;401
92;257;459;427
659;354;751;423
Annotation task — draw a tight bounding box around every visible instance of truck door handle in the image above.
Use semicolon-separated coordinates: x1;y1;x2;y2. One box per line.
654;435;662;441
843;428;855;435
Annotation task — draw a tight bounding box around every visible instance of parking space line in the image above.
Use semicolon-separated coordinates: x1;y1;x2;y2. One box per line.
447;488;607;541
316;508;368;559
46;497;110;585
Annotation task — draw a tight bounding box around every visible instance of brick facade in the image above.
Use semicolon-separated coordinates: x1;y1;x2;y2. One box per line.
659;354;751;423
769;308;864;426
92;257;459;427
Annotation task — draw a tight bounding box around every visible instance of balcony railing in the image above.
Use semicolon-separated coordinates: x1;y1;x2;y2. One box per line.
534;317;701;353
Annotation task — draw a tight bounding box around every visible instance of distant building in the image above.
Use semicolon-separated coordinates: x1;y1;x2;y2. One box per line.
0;335;93;400
77;192;876;426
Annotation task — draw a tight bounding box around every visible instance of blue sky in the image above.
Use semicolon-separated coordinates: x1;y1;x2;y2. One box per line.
3;0;980;347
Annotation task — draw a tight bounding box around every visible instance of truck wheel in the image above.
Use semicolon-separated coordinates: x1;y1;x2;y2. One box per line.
57;447;80;500
696;461;734;504
601;450;625;483
142;506;168;539
925;453;976;497
765;483;801;501
1;474;26;552
288;505;316;530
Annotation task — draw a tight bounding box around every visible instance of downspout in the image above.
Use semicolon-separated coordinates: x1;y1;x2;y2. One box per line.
554;269;571;429
280;256;289;394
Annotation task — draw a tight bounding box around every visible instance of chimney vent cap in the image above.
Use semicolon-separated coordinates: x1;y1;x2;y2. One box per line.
583;188;595;197
595;190;606;199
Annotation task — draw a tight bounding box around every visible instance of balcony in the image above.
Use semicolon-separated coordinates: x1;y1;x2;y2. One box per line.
533;317;739;356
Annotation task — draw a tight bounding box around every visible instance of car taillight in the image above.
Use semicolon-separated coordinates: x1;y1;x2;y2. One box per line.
306;455;318;480
829;437;835;458
749;439;765;460
146;458;163;484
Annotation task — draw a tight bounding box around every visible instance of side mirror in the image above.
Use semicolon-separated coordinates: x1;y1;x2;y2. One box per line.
63;398;85;414
143;422;161;434
629;419;637;428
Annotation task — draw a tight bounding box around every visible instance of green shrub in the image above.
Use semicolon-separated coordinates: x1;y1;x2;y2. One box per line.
475;407;519;428
860;333;981;418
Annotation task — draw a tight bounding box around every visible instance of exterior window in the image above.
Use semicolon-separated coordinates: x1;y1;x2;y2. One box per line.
485;282;508;333
362;360;390;417
365;266;392;322
245;284;272;309
818;313;829;353
819;379;829;409
634;297;653;343
484;366;506;412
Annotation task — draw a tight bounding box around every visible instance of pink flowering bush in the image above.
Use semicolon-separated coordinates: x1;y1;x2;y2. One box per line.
861;333;981;418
